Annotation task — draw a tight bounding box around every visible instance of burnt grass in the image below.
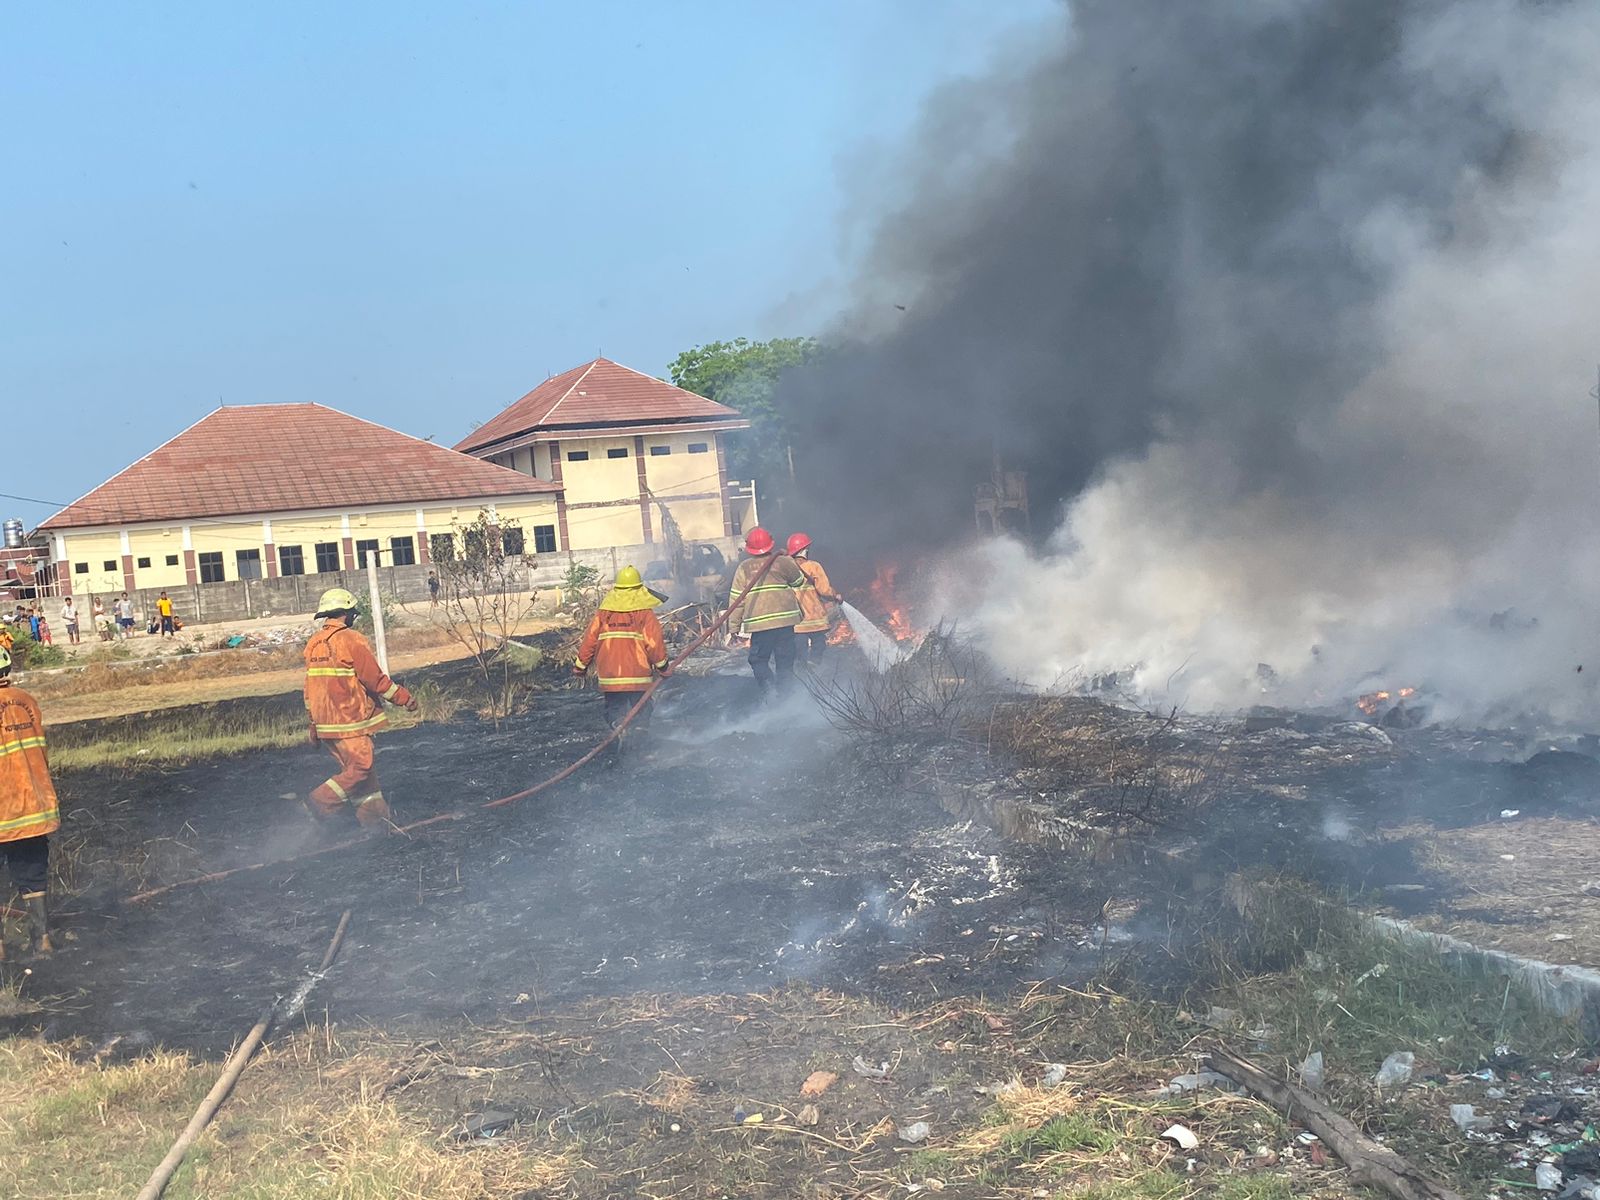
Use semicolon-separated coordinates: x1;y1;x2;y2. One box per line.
15;668;1154;1055
16;670;1600;1056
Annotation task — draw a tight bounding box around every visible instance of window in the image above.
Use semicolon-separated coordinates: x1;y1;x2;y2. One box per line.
355;538;380;568
648;445;671;456
464;528;487;561
236;549;263;580
606;447;629;459
279;545;305;576
501;528;524;556
389;536;416;566
166;554;179;567
687;442;709;454
429;533;455;562
103;559;117;571
532;524;557;554
198;552;225;583
73;562;88;575
567;450;590;462
136;556;152;569
315;542;342;573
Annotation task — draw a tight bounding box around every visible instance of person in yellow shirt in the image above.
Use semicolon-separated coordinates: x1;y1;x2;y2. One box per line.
157;592;176;638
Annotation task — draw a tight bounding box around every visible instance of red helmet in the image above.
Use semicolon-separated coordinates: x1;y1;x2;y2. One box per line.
744;527;775;555
786;532;812;556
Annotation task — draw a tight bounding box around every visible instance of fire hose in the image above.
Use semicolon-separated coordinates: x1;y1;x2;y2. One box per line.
124;555;777;905
133;909;353;1200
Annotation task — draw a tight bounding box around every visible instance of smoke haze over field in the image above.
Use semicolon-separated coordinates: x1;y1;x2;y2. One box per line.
786;0;1600;721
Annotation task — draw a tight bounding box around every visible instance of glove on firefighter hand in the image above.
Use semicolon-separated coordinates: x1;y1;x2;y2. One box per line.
658;663;673;678
404;697;420;714
572;663;588;676
307;723;319;747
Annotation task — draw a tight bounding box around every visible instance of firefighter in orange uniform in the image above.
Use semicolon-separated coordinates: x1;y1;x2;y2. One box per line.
303;588;418;831
574;566;670;754
787;532;842;666
0;646;59;958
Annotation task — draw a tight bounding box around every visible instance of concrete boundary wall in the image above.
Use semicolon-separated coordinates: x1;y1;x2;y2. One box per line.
97;538;744;626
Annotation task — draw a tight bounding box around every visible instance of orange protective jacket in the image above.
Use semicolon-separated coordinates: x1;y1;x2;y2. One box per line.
794;557;838;634
304;620;412;739
0;681;59;843
576;609;668;692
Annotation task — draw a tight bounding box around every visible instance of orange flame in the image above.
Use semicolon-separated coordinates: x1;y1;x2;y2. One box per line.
869;563;917;642
1356;686;1417;716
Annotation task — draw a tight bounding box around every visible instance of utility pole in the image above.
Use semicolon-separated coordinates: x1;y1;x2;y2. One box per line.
365;549;388;673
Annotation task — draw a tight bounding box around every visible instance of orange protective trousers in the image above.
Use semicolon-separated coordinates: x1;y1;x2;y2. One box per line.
307;736;390;828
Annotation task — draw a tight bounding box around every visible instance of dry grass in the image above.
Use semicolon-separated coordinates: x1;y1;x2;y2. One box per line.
0;1032;581;1200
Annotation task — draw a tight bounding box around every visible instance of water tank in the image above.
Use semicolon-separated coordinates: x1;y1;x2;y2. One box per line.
2;519;22;550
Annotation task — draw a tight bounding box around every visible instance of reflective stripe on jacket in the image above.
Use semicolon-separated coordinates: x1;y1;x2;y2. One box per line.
0;682;59;843
727;554;806;635
794;557;837;634
576;609;668;692
304;620;412;739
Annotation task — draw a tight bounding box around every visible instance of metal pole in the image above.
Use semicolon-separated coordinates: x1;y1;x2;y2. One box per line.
365;551;388;673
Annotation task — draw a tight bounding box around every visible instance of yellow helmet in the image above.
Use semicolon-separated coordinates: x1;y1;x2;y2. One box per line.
615;565;643;589
315;587;360;617
0;646;10;674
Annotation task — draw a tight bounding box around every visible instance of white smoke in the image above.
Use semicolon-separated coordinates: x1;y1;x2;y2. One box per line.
886;3;1600;723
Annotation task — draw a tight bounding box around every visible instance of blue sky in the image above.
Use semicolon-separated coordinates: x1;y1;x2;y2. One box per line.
1;1;1057;526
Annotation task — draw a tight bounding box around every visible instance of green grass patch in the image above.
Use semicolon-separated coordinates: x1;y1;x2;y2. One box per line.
1206;878;1584;1073
1071;1168;1190;1198
48;708;308;771
1002;1113;1118;1158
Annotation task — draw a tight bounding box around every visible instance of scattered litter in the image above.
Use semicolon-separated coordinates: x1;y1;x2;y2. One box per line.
1470;1068;1499;1082
1502;854;1517;862
1550;933;1575;943
1162;1124;1200;1151
898;1121;932;1144
1564;1146;1600;1176
796;1104;820;1127
669;1122;682;1133
1375;1051;1415;1090
1352;963;1389;988
1202;1006;1240;1028
732;1109;764;1126
976;1078;1025;1098
1502;809;1522;819
800;1070;838;1097
1451;1104;1484;1131
1312;987;1339;1003
1582;883;1600;898
1488;1088;1508;1100
1298;1051;1325;1091
1526;1095;1583;1124
852;1056;891;1080
1042;1063;1069;1088
455;1110;515;1140
1162;1070;1234;1096
1537;1161;1563;1191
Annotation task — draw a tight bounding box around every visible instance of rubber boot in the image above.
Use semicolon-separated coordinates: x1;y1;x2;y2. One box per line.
23;891;52;956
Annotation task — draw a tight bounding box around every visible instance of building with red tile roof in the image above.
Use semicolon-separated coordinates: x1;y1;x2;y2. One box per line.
38;403;563;599
455;358;755;551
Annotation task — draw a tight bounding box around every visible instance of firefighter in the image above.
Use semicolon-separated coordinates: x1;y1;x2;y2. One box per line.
573;565;670;755
0;646;58;958
725;527;807;697
787;532;842;666
303;588;418;832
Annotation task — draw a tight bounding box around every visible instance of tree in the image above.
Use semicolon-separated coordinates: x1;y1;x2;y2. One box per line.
668;337;819;496
432;509;541;721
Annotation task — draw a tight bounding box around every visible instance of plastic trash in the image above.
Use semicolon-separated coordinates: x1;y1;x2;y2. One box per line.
801;1070;838;1097
796;1104;820;1127
1165;1070;1234;1095
1162;1124;1200;1151
852;1056;891;1079
1042;1063;1068;1088
455;1110;515;1140
1298;1052;1325;1091
898;1121;932;1144
1537;1161;1563;1191
1450;1104;1483;1131
1374;1051;1415;1089
1502;809;1521;819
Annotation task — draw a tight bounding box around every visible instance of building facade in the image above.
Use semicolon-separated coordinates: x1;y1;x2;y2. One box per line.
38;403;562;601
454;357;756;550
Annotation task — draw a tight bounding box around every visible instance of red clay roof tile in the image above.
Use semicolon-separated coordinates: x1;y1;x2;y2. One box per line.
40;403;559;531
454;357;746;454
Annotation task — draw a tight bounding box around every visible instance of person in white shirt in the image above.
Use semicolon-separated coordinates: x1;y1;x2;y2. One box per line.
60;599;79;646
114;594;135;639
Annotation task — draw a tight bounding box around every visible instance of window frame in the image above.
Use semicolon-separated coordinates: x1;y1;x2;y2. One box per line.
648;445;671;457
566;449;590;462
197;551;225;584
687;442;709;454
389;535;416;567
532;524;557;554
278;545;306;577
501;527;525;557
354;538;381;569
235;548;264;581
314;542;342;573
606;447;629;459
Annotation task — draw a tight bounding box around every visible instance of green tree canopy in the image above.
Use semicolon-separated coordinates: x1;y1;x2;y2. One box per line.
668;337;819;495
